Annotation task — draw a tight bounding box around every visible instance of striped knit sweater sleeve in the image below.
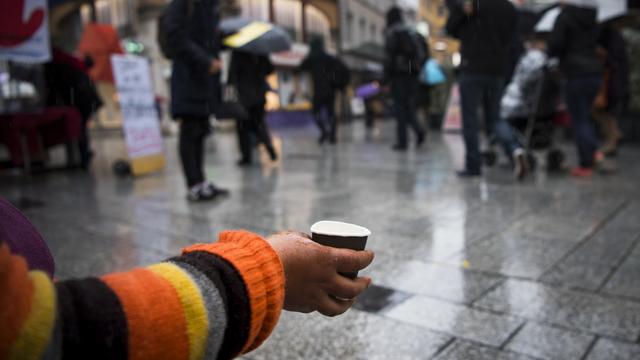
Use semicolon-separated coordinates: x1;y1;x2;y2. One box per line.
0;230;285;360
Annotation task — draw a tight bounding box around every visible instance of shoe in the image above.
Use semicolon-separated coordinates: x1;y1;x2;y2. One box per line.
205;182;230;197
570;167;593;178
328;137;337;144
318;133;326;145
237;158;252;167
392;144;408;151
187;183;229;201
512;148;529;181
416;132;426;148
457;169;481;178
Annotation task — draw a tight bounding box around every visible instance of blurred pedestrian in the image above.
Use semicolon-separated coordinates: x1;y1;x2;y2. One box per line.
548;0;603;177
44;48;102;170
384;7;427;151
299;38;350;144
229;51;278;166
446;0;528;179
164;0;229;201
593;22;629;157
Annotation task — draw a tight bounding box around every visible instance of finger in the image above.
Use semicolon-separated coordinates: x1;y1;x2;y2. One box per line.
317;293;354;317
333;249;374;273
327;275;371;300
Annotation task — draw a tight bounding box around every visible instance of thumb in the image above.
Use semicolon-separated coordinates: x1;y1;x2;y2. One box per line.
334;249;374;273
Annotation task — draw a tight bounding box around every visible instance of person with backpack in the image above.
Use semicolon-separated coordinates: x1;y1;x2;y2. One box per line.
298;37;350;144
384;7;427;151
229;51;278;166
161;0;229;201
446;0;528;179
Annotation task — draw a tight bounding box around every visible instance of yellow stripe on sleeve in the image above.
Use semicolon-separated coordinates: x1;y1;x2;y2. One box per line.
9;271;56;360
148;263;208;360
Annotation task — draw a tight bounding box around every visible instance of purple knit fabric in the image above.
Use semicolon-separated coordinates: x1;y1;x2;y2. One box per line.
0;198;55;277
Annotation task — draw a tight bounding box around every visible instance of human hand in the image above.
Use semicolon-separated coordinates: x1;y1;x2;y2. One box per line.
267;231;374;317
209;59;222;74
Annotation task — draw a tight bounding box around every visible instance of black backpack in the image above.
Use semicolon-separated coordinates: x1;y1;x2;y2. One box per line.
157;0;194;60
393;27;428;75
330;57;351;90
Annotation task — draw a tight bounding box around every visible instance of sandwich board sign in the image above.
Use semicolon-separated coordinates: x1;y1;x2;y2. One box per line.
111;54;165;175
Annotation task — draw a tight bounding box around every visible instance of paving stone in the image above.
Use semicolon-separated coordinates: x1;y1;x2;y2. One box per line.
367;256;503;304
539;259;613;290
475;279;640;341
506;322;594;360
603;246;640;299
386;295;524;346
447;233;578;278
585;338;640;360
249;310;453;360
434;340;538;360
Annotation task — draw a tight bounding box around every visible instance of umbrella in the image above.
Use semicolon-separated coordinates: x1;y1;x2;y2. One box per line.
220;17;292;55
535;0;629;32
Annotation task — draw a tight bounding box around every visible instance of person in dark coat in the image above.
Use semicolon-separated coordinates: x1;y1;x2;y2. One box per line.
593;22;629;156
446;0;528;179
164;0;228;201
384;7;426;151
229;51;277;166
44;48;102;170
298;38;346;144
547;0;603;177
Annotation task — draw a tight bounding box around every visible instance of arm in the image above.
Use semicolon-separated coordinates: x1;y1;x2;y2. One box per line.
547;12;567;59
1;231;374;359
164;0;215;73
0;231;283;360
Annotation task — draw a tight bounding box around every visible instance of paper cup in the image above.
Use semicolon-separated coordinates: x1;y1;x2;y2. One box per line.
311;220;371;279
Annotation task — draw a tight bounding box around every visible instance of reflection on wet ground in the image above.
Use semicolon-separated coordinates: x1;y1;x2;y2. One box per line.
1;121;640;359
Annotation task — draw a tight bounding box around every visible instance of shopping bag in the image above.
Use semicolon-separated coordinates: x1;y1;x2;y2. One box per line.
420;59;446;86
215;84;248;120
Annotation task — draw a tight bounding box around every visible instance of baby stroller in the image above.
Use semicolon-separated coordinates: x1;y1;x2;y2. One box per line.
482;64;566;171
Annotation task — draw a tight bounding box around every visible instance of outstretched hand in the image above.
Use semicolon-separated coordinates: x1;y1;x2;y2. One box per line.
268;231;374;317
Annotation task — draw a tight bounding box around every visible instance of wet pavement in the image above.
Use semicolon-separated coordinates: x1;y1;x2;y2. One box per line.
2;120;640;359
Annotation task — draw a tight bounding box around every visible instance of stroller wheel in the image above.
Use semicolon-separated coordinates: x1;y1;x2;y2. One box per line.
482;151;497;167
547;150;565;172
113;159;132;177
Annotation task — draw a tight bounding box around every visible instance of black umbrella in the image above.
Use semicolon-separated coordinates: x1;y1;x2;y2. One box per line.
220;17;292;55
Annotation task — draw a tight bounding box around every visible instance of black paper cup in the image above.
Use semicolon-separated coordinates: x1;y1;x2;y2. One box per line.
311;220;371;279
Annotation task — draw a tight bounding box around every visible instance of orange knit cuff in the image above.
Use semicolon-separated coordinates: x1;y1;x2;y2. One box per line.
182;230;285;354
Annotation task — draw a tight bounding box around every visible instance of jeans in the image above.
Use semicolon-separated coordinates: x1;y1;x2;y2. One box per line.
313;97;336;141
391;75;424;147
179;115;210;187
565;76;601;167
236;104;275;162
459;74;521;172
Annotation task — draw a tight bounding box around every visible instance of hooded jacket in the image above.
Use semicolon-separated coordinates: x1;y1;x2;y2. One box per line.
548;4;602;77
164;0;222;118
445;0;516;76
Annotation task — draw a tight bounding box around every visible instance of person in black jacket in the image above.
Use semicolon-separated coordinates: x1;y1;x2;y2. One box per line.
446;0;528;179
384;7;426;151
229;51;278;166
593;22;629;156
298;38;346;144
164;0;229;201
548;1;603;177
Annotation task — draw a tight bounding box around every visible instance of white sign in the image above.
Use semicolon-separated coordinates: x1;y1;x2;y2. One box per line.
111;55;164;160
0;0;51;63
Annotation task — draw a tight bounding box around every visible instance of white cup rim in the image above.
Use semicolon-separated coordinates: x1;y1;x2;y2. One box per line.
311;221;371;237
